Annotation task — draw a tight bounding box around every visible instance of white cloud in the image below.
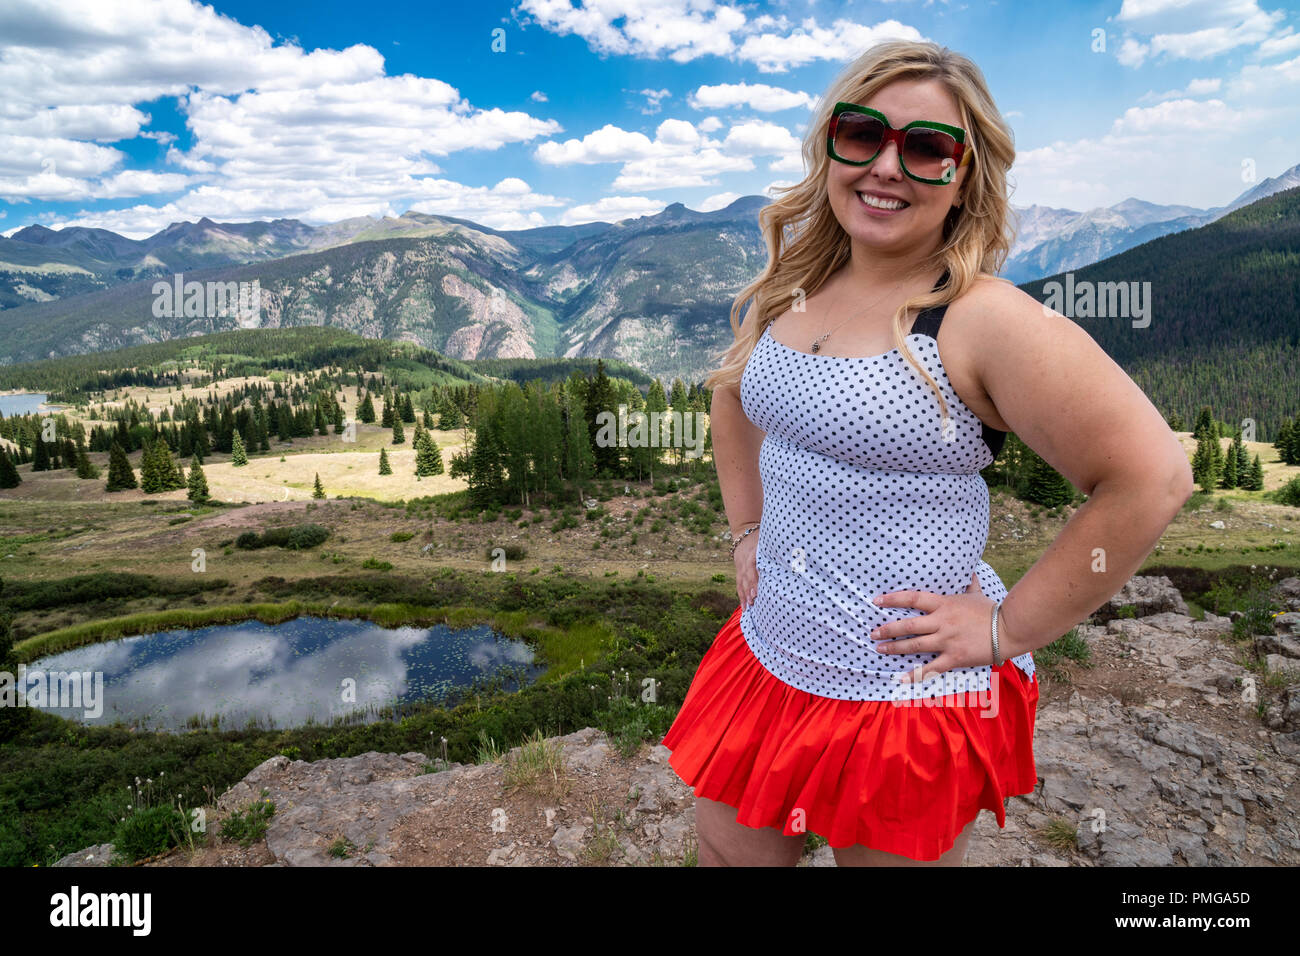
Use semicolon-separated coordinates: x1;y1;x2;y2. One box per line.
695;192;740;212
534;115;797;191
1116;36;1149;67
557;195;666;226
1257;29;1300;57
514;1;924;73
0;0;565;228
514;0;745;63
687;81;817;112
636;88;673;114
735;18;926;73
1114;0;1289;63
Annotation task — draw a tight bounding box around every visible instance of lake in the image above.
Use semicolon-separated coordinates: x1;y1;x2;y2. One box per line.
20;616;545;732
0;393;54;416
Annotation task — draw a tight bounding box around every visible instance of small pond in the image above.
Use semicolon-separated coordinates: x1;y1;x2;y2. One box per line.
0;393;56;416
20;616;545;732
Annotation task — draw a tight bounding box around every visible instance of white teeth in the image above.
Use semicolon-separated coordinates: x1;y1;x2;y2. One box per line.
858;192;908;210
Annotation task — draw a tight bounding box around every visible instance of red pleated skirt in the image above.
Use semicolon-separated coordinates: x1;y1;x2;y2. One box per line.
661;604;1039;861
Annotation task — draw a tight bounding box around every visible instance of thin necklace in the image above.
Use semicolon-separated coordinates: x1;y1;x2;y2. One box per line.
809;274;914;353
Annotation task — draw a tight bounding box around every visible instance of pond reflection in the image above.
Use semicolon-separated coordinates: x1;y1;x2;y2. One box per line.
22;616;544;732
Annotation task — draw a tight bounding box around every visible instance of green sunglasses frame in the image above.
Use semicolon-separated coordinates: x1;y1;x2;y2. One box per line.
827;101;971;186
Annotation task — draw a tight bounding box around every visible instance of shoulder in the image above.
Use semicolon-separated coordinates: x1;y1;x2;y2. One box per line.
943;272;1097;355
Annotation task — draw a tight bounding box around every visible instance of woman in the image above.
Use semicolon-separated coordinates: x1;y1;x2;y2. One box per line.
660;40;1194;866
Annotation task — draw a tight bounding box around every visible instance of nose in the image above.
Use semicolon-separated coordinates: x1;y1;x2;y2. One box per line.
869;140;904;180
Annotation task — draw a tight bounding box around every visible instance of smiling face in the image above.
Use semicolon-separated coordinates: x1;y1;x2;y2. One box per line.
827;77;970;260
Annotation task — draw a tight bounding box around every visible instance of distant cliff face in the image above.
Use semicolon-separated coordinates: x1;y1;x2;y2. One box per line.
0;198;770;383
3;169;1297;382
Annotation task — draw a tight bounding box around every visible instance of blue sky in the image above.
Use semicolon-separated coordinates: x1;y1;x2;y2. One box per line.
1;0;1297;239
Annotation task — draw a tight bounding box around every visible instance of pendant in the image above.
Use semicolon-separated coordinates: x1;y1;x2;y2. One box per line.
810;341;821;352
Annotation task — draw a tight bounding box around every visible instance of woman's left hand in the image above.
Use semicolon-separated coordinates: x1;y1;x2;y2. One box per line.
870;571;996;684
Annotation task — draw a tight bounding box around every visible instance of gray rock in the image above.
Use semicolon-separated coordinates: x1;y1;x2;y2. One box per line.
1095;575;1190;621
53;843;115;867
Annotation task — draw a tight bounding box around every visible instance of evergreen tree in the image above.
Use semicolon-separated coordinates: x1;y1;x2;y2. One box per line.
0;451;20;488
32;438;50;472
1234;434;1249;478
381;393;394;428
139;439;162;493
1192;406;1215;441
392;416;405;445
74;442;99;479
378;447;392;475
1221;445;1238;488
231;431;248;466
400;393;416;423
105;441;137;491
440;402;463;429
1024;448;1074;507
187;454;210;503
465;422;504;508
1242;453;1264;491
358;392;376;424
415;432;442;476
312;472;325;499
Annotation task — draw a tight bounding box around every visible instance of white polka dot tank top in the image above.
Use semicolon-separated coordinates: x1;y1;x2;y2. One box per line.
737;292;1037;701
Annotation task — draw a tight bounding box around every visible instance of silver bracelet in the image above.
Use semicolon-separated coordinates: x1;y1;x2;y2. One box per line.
991;601;1004;667
729;522;760;558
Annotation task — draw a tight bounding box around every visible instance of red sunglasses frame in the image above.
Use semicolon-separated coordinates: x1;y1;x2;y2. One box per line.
828;102;971;185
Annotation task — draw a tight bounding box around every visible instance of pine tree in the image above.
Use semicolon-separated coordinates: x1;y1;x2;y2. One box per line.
358;392;376;424
105;441;137;491
1024;449;1074;507
74;442;99;479
187;454;210;503
400;393;416;423
415;432;442;476
381;394;394;428
0;451;20;488
1243;453;1264;491
32;438;50;472
378;447;392;475
392;417;405;445
1221;446;1238;488
231;431;248;466
139;439;162;493
312;472;325;499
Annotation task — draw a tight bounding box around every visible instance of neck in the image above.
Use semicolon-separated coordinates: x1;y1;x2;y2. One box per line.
844;232;944;290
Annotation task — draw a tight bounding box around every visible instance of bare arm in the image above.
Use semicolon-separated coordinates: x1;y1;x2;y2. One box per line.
711;382;765;535
957;280;1196;658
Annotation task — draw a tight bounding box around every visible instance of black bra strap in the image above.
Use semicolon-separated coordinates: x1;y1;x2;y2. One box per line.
905;270;1007;460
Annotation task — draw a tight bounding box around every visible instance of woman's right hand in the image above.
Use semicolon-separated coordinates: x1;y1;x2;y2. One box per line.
734;529;759;611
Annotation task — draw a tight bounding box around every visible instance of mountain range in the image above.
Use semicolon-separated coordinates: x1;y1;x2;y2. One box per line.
0;163;1295;383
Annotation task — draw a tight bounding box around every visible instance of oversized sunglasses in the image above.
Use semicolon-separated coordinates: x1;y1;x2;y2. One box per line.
827;102;971;185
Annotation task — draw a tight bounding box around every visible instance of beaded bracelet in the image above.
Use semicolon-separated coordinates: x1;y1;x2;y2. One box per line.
729;522;760;558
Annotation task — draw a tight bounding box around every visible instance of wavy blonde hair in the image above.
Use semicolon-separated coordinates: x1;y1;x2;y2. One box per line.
706;40;1016;425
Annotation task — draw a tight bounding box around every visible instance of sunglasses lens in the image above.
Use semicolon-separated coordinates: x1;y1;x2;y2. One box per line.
902;128;960;181
834;113;885;162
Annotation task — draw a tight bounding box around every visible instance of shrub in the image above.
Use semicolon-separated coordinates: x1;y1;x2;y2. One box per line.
112;805;188;863
235;523;330;551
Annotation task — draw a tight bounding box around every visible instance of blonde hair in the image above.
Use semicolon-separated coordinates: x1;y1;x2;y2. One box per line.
706;40;1016;425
